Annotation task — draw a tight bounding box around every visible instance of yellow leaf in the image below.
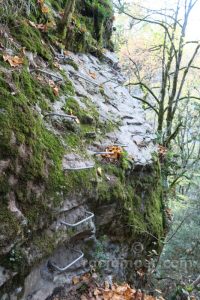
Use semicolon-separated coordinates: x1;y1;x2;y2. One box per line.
72;276;80;285
53;62;62;70
97;167;102;177
41;4;49;13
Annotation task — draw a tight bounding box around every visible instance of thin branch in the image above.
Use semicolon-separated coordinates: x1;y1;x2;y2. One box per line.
131;95;159;114
127;82;160;103
165;213;191;243
173;44;200;115
114;3;177;59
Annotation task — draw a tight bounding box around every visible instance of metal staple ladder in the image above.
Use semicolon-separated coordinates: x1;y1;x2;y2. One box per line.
48;211;94;272
48;249;84;273
61;211;94;227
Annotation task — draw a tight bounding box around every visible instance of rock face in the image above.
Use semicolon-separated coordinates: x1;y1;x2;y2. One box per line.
0;1;165;299
0;49;164;299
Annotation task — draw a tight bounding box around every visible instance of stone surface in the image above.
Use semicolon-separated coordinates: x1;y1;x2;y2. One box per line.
1;50;162;299
61;50;156;165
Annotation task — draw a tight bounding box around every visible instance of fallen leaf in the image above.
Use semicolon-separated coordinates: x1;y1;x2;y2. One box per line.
94;288;101;296
97;167;102;177
72;276;80;285
89;71;97;79
48;79;55;88
28;20;37;28
53;86;59;96
53;61;62;70
3;54;24;67
104;281;110;289
101;145;123;160
64;50;71;56
41;4;49;13
81;296;88;300
37;23;48;32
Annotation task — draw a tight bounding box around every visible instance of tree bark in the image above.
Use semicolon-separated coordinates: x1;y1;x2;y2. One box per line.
58;0;76;35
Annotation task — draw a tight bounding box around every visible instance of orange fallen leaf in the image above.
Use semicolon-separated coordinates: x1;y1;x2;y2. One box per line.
101;145;123;160
3;54;24;67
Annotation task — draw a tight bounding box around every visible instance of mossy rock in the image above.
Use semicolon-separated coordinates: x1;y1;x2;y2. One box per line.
10;19;53;61
96;161;164;242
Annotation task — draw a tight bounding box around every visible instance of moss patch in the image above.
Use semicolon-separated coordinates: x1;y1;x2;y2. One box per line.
96;161;164;241
10;19;53;61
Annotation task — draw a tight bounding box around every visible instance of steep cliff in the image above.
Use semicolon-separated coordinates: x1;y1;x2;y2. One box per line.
0;1;165;299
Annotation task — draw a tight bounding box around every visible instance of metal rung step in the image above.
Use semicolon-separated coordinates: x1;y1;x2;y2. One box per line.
61;211;94;228
92;151;114;156
64;165;94;171
30;68;63;82
48;249;84;273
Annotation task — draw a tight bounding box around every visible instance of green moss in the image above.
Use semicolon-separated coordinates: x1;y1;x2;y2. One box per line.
97;160;164;240
64;58;79;71
10;19;53;61
64;168;97;198
0;68;66;227
0;207;21;248
34;234;56;257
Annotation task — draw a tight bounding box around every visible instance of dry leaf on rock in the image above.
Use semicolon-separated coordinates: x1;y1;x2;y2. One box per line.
81;273;91;282
64;50;71;56
72;276;80;285
89;71;97;79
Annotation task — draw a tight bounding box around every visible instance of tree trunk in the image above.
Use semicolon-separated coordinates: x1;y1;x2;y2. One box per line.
58;0;76;35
